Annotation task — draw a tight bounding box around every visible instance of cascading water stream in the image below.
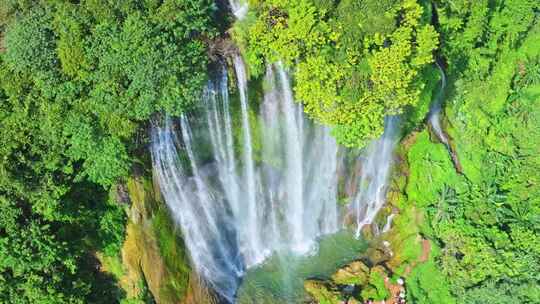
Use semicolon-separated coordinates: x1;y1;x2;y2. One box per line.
352;116;400;237
151;61;346;302
233;55;266;266
276;63;308;253
382;213;396;233
228;0;248;20
151;117;244;303
427;62;464;173
428;62;448;145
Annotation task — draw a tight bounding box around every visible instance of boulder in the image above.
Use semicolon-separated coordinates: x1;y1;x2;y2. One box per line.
331;261;370;285
366;246;391;266
347;297;361;304
304;280;342;304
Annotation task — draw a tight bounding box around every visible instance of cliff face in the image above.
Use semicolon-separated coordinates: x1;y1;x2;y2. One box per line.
109;170;217;304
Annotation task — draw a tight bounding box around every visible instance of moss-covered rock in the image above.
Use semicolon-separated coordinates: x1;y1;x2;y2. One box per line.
359;266;390;301
304;280;342;304
104;174;216;304
331;261;370;286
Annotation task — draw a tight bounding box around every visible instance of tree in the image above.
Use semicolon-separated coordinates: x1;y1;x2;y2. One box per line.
235;0;438;147
0;0;216;302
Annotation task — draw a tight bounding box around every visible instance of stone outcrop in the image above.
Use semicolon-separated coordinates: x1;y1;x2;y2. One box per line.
331;261;370;286
305;205;432;304
106;174;217;304
304;280;342;304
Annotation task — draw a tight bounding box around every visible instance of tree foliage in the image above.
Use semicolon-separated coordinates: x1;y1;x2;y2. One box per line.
0;0;215;302
404;2;540;302
235;0;438;147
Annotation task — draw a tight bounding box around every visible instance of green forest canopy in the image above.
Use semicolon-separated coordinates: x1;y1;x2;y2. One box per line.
235;0;438;147
0;0;539;303
0;0;214;302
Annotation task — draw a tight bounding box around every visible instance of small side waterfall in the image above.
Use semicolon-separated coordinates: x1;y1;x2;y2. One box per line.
382;213;396;233
228;0;248;20
428;63;463;173
352;116;400;237
428;62;448;145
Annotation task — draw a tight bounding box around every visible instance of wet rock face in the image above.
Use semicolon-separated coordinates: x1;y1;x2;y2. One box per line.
331;261;370;286
120;178;172;303
344;159;363;198
118;176;218;304
184;273;219;304
365;246;392;266
115;183;131;205
304;280;342;304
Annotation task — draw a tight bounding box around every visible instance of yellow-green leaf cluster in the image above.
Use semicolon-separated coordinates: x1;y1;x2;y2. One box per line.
237;0;438;147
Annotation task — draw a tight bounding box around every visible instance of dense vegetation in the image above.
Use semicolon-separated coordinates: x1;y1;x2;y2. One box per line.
404;1;540;302
233;0;540;302
0;0;538;303
235;0;438;147
0;0;214;302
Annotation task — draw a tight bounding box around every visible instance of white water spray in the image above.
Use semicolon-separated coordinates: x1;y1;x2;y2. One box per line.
151;117;244;303
352;117;400;237
228;0;248;20
151;62;342;302
233;55;267;266
429;62;448;145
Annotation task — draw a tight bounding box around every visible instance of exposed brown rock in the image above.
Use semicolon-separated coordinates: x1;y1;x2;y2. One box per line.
304;279;342;304
184;273;219;304
366;246;391;266
206;36;238;61
116;177;216;303
115;183;131;205
121;178;168;302
346;297;361;304
0;25;4;53
331;260;370;285
448;144;463;174
345;158;363;198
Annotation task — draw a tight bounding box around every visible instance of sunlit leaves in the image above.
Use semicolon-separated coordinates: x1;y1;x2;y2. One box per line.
237;0;437;147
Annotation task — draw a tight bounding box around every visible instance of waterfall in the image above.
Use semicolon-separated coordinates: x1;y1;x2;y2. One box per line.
276;63;308;253
352;116;400;237
233;55;267;266
382;213;396;233
151;58;401;299
151;117;244;303
151;61;341;302
151;58;400;300
228;0;248;20
428;62;448;145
